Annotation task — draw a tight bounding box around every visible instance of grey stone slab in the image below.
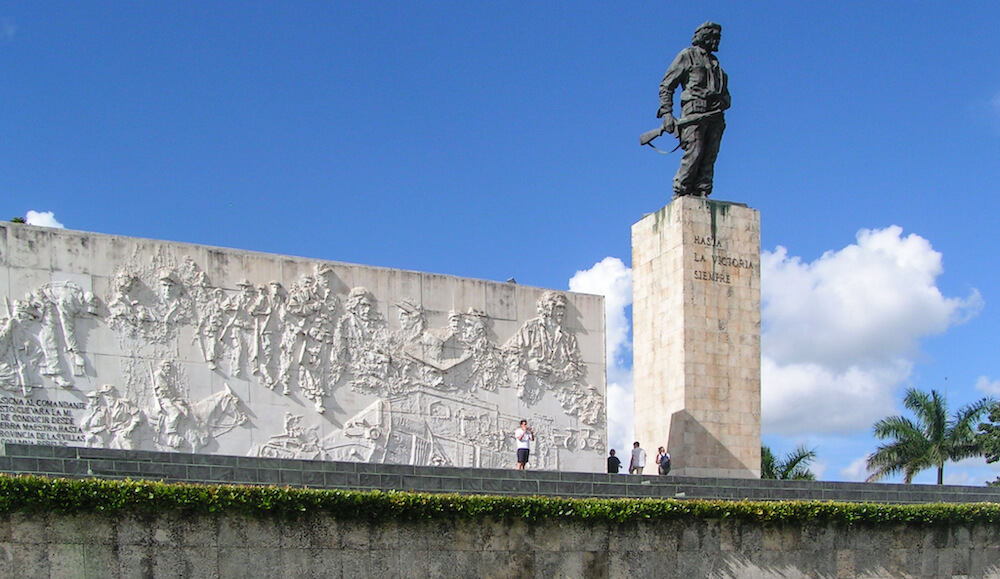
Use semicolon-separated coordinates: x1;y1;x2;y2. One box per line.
300;469;325;487
558;471;596;482
47;513;114;545
481;478;505;493
47;542;86;578
83;543;119;578
247;456;292;470
111;461;143;476
376;463;416;476
309;548;343;577
319;461;352;473
323;472;357;488
8;457;39;472
354;463;382;474
538;481;563;495
74;447;123;460
145;462;190;480
437;476;463;492
596;483;628;496
10;512;48;544
460;477;485;493
9;444;55;458
9;542;51;579
625;484;658;498
155;546;220;579
257;469;282;485
358;473;381;488
186;465;212;481
208;466;236;482
279;469;304;486
34;458;66;475
557;482;593;496
400;475;431;491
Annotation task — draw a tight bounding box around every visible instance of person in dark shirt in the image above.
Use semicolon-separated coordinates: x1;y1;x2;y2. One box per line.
607;449;622;474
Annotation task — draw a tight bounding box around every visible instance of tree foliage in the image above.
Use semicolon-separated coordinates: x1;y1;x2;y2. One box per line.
867;388;991;484
976;402;1000;486
761;444;817;480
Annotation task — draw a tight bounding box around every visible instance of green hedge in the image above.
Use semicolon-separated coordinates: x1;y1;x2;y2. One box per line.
1;474;998;527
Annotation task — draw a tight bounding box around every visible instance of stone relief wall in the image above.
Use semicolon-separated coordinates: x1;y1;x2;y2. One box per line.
0;224;606;471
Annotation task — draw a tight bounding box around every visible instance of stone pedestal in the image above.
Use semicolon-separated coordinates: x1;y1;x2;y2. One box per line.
632;196;760;478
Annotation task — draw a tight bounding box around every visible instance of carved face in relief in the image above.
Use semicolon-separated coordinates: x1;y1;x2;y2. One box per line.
158;277;179;302
447;311;463;333
268;281;285;301
346;288;376;320
463;315;486;342
114;271;139;294
537;291;568;326
397;304;424;335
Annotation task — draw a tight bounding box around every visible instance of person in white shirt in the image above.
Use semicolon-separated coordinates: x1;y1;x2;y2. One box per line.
629;441;647;475
514;419;534;470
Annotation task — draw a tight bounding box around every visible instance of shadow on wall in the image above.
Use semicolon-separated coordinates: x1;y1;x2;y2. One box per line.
668;409;758;475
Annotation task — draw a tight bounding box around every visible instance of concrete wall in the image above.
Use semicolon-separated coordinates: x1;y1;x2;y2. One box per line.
3;510;999;578
0;223;606;472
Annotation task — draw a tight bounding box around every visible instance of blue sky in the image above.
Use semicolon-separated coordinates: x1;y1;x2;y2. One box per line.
3;2;1000;484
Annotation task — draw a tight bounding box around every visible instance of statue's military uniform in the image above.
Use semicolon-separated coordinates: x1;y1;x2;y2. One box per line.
658;28;730;197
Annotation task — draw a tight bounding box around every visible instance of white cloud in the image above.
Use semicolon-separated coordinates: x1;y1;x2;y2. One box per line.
25;210;64;229
569;257;633;452
605;381;634;454
568;257;632;384
840;456;870;482
762;226;981;435
976;376;1000;395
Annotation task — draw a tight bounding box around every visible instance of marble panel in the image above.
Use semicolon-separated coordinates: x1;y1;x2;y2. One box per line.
0;223;606;472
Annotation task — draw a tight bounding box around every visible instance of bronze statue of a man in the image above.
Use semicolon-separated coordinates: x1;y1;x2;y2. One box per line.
653;21;730;198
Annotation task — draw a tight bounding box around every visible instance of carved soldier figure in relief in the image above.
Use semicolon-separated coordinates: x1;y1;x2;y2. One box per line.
279;274;329;397
196;288;227;370
251;281;286;388
0;300;43;394
432;310;473;372
151;360;199;450
554;384;605;427
462;308;508;392
505;291;585;405
333;287;393;396
156;269;193;327
108;270;152;331
28;281;98;387
656;21;730;197
288;273;339;412
220;279;257;379
81;384;143;450
254;412;323;460
393;299;443;390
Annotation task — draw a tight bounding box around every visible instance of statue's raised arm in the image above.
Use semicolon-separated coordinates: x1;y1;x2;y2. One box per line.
641;21;729;198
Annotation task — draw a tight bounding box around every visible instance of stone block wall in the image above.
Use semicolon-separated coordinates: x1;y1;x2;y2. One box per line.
3;511;999;578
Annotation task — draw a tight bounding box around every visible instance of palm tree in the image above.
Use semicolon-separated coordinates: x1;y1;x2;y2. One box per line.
761;444;817;480
866;387;992;484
